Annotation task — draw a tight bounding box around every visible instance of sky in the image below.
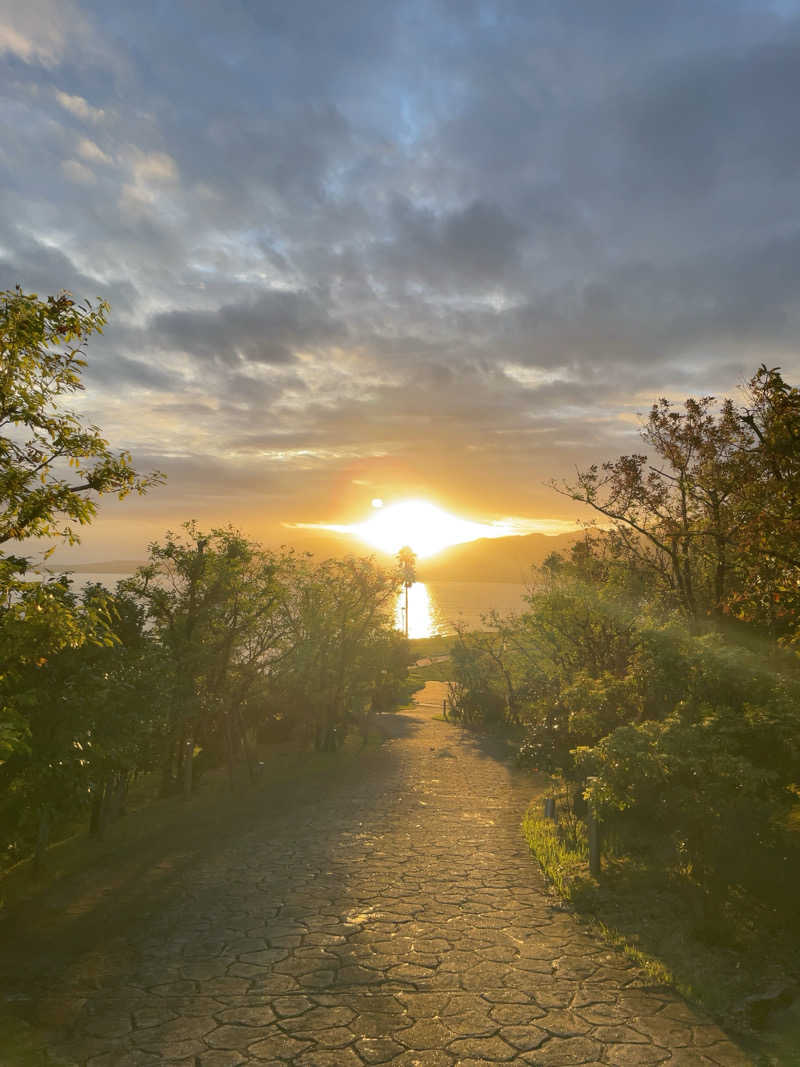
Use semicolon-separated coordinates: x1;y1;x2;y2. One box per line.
3;0;800;560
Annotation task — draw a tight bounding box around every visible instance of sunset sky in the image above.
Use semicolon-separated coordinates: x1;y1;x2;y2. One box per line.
3;1;800;560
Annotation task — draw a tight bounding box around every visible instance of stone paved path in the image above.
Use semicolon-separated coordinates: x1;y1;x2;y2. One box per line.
6;698;752;1065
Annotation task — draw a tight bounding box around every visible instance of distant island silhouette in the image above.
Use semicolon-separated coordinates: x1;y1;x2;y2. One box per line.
44;530;581;583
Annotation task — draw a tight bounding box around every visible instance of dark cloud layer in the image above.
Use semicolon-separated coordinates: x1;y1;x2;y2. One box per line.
3;0;800;551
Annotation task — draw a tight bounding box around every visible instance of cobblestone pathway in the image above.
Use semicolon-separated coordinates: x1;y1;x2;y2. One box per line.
8;700;751;1065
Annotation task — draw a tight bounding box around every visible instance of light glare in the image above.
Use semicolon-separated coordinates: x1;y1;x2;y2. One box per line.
329;499;515;557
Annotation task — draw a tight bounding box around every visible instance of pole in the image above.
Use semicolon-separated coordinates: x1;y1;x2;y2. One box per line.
404;583;409;637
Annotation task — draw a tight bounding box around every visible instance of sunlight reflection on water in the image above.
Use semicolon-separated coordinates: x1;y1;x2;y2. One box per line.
395;582;436;638
395;581;528;638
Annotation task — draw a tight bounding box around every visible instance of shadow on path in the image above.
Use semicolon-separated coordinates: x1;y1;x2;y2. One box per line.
1;705;751;1066
0;717;423;1003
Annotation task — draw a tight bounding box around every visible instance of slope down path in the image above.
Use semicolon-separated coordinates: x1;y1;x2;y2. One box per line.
10;687;751;1066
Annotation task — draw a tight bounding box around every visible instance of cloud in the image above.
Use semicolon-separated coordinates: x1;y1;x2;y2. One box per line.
78;137;112;165
55;90;105;122
119;149;179;209
5;0;800;548
372;198;526;295
130;151;177;183
61;158;96;185
151;288;345;367
0;0;108;69
0;1;71;65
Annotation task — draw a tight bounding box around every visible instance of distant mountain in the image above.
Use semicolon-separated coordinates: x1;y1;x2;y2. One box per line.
275;528;585;581
43;559;146;574
267;528;370;560
418;531;582;583
40;530;584;582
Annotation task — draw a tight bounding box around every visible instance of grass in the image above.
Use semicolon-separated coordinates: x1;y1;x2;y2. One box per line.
408;634;457;657
408;661;453;685
521;805;590;900
522;800;800;1064
407;634;457;688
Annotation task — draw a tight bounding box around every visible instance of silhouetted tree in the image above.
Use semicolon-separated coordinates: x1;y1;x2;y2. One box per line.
396;545;416;637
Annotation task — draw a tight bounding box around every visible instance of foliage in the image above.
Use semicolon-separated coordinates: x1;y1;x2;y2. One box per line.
0;581;168;864
576;638;800;906
445;367;800;945
396;545;417;587
0;287;162;548
123;524;291;793
0;290;166;857
513;565;800;912
447;626;509;727
273;555;408;750
556;366;800;639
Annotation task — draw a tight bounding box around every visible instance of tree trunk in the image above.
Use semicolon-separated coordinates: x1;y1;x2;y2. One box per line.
33;806;50;875
89;783;107;837
106;773;128;822
224;712;236;790
234;705;255;781
183;734;194;797
160;726;179;797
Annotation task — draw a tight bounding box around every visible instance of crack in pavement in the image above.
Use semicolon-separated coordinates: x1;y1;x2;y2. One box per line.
3;703;751;1065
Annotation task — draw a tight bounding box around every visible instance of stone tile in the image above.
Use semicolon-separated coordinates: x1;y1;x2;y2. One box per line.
522;1036;604;1064
447;1034;519;1060
132;1005;178;1029
397;1018;455;1049
355;1036;406;1062
537;1011;592;1037
247;1029;313;1059
205;1023;274;1048
131;1015;216;1050
15;706;752;1067
604;1044;671;1064
215;1005;277;1026
389;1052;455;1066
196;1052;248;1067
294;1050;363;1066
440;1009;497;1037
499;1024;549;1050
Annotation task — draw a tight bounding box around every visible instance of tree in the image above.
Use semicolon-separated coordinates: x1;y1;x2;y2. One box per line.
396;545;416;637
555;394;749;621
725;366;800;640
0;578;118;867
553;368;800;632
275;556;403;750
0;287;162;551
125;524;290;794
0;289;161;823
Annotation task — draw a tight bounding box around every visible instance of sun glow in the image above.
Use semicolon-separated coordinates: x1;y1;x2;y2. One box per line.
395;581;438;637
319;499;515;558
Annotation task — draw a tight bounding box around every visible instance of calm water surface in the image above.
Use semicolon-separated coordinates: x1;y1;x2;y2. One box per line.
47;573;529;639
396;580;529;637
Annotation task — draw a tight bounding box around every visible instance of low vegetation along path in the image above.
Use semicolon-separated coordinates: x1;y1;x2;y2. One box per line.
3;690;750;1066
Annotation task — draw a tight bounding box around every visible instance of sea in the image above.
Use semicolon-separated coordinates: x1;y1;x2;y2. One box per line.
40;572;530;638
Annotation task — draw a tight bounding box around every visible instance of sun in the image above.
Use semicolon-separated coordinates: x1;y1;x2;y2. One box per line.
330;499;514;558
